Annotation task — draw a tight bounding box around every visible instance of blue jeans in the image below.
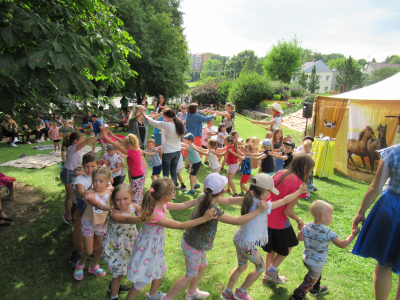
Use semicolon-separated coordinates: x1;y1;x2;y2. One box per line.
274;158;284;173
162;150;181;185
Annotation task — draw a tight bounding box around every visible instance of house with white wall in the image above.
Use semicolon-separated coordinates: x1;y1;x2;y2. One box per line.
361;61;399;76
291;60;340;92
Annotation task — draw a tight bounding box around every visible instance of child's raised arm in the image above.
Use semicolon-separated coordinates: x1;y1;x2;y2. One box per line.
332;227;360;248
102;132;127;154
217;201;270;225
191;144;210;156
271;183;307;210
155;208;217;229
85;194;113;212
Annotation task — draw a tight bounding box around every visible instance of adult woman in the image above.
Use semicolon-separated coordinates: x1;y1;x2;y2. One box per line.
156;95;167;113
140;107;184;185
21;124;40;144
128;106;148;150
218;102;236;134
120;95;128;115
2;114;19;147
352;114;400;300
251;102;283;131
141;98;150;114
185;103;215;149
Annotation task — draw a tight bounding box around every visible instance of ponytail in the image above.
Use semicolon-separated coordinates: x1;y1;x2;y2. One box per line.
241;184;265;215
163;108;184;137
197;188;213;233
62;131;82;148
224;135;238;153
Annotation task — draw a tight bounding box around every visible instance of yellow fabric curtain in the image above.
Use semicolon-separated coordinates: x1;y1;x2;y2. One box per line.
315;96;348;139
312;139;335;177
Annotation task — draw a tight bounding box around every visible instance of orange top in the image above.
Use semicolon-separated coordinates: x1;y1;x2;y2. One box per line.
82;188;112;225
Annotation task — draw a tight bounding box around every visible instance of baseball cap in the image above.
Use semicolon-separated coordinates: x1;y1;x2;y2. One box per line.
283;141;295;148
261;138;272;148
107;144;116;150
184;133;194;142
204;173;228;194
250;173;279;195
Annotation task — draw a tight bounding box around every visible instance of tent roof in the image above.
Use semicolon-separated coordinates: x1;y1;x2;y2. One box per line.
331;72;400;100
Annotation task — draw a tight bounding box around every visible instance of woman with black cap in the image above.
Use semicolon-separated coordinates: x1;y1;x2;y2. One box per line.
352;114;400;300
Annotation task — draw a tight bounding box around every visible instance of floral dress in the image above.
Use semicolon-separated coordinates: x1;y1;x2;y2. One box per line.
103;204;138;277
126;204;167;284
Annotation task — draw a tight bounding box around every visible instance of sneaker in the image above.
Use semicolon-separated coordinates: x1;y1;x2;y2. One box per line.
234;288;252;300
108;282;130;293
63;214;73;226
194;184;201;189
26;141;32;145
185;190;196;195
310;186;318;192
185;289;210;300
10;143;17;147
221;290;235;300
310;285;329;296
238;192;245;196
304;196;310;201
181;184;187;191
41;137;44;142
146;291;166;300
232;194;239;197
263;269;287;285
204;161;209;165
14;138;20;143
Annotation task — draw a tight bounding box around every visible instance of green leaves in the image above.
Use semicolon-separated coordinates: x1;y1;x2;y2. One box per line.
1;26;18;46
28;49;49;69
0;54;15;76
52;41;62;52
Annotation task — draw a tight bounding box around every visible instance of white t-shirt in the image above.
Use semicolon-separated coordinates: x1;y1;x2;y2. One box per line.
202;127;215;146
147;118;182;154
177;153;184;170
217;132;228;145
105;152;122;178
208;152;219;170
73;174;92;204
272;116;281;130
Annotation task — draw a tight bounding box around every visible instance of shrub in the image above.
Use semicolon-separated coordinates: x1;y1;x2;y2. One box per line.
260;100;287;110
270;81;290;95
191;81;219;105
216;80;233;104
227;72;273;113
290;86;303;97
272;94;281;101
288;97;303;105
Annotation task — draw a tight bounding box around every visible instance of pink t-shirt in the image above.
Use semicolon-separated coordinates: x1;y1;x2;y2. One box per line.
48;127;60;140
127;149;144;177
147;203;169;226
267;172;307;230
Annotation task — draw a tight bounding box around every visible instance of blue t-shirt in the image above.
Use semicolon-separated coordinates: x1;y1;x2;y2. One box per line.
148;148;162;167
241;157;251;175
154;116;164;134
92;120;102;135
187;147;201;164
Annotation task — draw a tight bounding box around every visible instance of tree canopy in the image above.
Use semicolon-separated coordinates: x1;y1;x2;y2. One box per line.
263;37;302;83
335;56;364;91
308;65;320;93
200;59;222;79
0;0;138;123
365;66;400;86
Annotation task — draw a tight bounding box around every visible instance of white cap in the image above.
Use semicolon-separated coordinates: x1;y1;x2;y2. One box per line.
204;173;228;194
250;173;279;195
261;138;273;148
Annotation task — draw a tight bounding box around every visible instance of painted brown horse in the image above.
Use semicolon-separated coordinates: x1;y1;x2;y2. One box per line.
347;126;376;170
367;124;388;172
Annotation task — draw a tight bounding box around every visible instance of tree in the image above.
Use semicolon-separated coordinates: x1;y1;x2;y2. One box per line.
323;53;345;64
335;56;364;91
191;80;219;105
223;50;256;79
299;71;308;89
365;66;400;85
357;59;367;68
390;55;400;65
0;0;138;123
211;55;229;69
241;55;256;73
227;72;273;113
308;65;320;93
215;80;233;104
263;37;302;83
200;59;222;79
112;0;189;101
327;57;346;70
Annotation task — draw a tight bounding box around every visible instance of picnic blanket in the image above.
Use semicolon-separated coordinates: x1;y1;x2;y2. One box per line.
0;146;102;169
30;145;55;151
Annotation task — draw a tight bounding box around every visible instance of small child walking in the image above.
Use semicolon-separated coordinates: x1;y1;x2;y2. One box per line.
239;144;253;196
221;174;307;300
73;167;113;281
48;122;61;153
216;124;228;169
288;200;360;300
125;178;216;300
250;137;260;171
105;144;122;187
272;129;284;173
143;139;162;181
296;139;314;200
202;119;217;165
191;139;220;173
181;133;202;195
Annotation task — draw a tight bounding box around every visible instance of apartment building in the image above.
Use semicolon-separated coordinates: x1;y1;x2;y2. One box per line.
190;53;219;72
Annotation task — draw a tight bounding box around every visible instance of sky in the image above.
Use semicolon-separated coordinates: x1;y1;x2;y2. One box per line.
180;0;400;62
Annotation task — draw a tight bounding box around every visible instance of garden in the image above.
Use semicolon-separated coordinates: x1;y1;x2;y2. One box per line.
0;113;397;300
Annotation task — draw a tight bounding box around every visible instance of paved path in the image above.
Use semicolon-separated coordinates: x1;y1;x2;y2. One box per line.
281;104;315;132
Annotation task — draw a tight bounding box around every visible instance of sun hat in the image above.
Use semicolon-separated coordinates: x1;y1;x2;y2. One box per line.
250;173;279;195
204;173;228;194
268;102;284;114
261;138;272;148
184;132;194;142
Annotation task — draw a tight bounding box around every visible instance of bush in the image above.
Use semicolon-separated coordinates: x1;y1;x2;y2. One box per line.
290;86;303;97
272;94;281;101
191;81;219;105
227;72;273;113
260;100;287;110
288;97;303;105
270;81;290;95
216;80;233;104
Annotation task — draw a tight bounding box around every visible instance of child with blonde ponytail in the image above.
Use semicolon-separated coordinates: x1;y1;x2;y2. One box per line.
125;178;217;300
101;131;145;204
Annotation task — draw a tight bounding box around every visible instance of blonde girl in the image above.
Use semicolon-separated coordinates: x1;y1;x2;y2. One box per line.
125;178;216;300
251;136;260;170
60;131;98;225
48;122;61;152
190;139;220;173
272;128;284;173
104;184;154;300
74;167;113;281
161;173;269;300
102;131;145;205
221;174;307;300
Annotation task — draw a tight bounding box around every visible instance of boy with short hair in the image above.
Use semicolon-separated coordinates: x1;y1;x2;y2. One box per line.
104;144;122;187
181;133;202;195
89;114;104;152
142;139;162;181
283;141;295;169
288;200;360;300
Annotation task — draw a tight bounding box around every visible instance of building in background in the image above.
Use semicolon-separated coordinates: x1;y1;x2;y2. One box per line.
361;61;400;76
190;53;219;72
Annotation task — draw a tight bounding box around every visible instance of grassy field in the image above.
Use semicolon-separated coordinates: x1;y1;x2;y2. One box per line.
186;81;201;88
0;116;397;300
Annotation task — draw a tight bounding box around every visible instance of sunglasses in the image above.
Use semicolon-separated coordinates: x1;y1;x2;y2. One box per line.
181;107;187;109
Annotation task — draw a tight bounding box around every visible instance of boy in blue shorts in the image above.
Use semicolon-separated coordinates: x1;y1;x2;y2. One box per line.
90;114;104;153
181;133;201;195
142;139;162;181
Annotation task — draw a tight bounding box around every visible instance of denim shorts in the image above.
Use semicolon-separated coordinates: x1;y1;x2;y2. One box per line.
60;168;74;184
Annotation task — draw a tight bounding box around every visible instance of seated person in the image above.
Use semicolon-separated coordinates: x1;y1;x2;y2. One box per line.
114;108;128;131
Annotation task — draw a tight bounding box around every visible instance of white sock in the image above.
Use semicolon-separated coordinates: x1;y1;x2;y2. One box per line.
14;137;18;142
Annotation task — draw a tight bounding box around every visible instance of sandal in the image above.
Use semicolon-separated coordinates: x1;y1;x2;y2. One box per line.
0;217;13;222
74;263;85;281
0;221;11;226
88;264;106;277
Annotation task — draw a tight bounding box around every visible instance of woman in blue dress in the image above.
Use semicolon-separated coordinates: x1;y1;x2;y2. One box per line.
352;114;400;300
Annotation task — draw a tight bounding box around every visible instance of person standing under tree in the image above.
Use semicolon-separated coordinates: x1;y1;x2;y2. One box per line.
120;95;129;115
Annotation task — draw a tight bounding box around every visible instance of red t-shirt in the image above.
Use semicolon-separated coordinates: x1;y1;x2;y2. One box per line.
127;149;144;177
267;172;307;229
226;145;238;164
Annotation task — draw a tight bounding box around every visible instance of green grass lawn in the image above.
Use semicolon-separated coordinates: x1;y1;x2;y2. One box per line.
0;117;397;299
186;81;201;88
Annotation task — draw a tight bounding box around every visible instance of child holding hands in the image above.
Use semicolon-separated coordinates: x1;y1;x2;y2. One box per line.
247;139;286;176
288;200;360;299
181;133;202;195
